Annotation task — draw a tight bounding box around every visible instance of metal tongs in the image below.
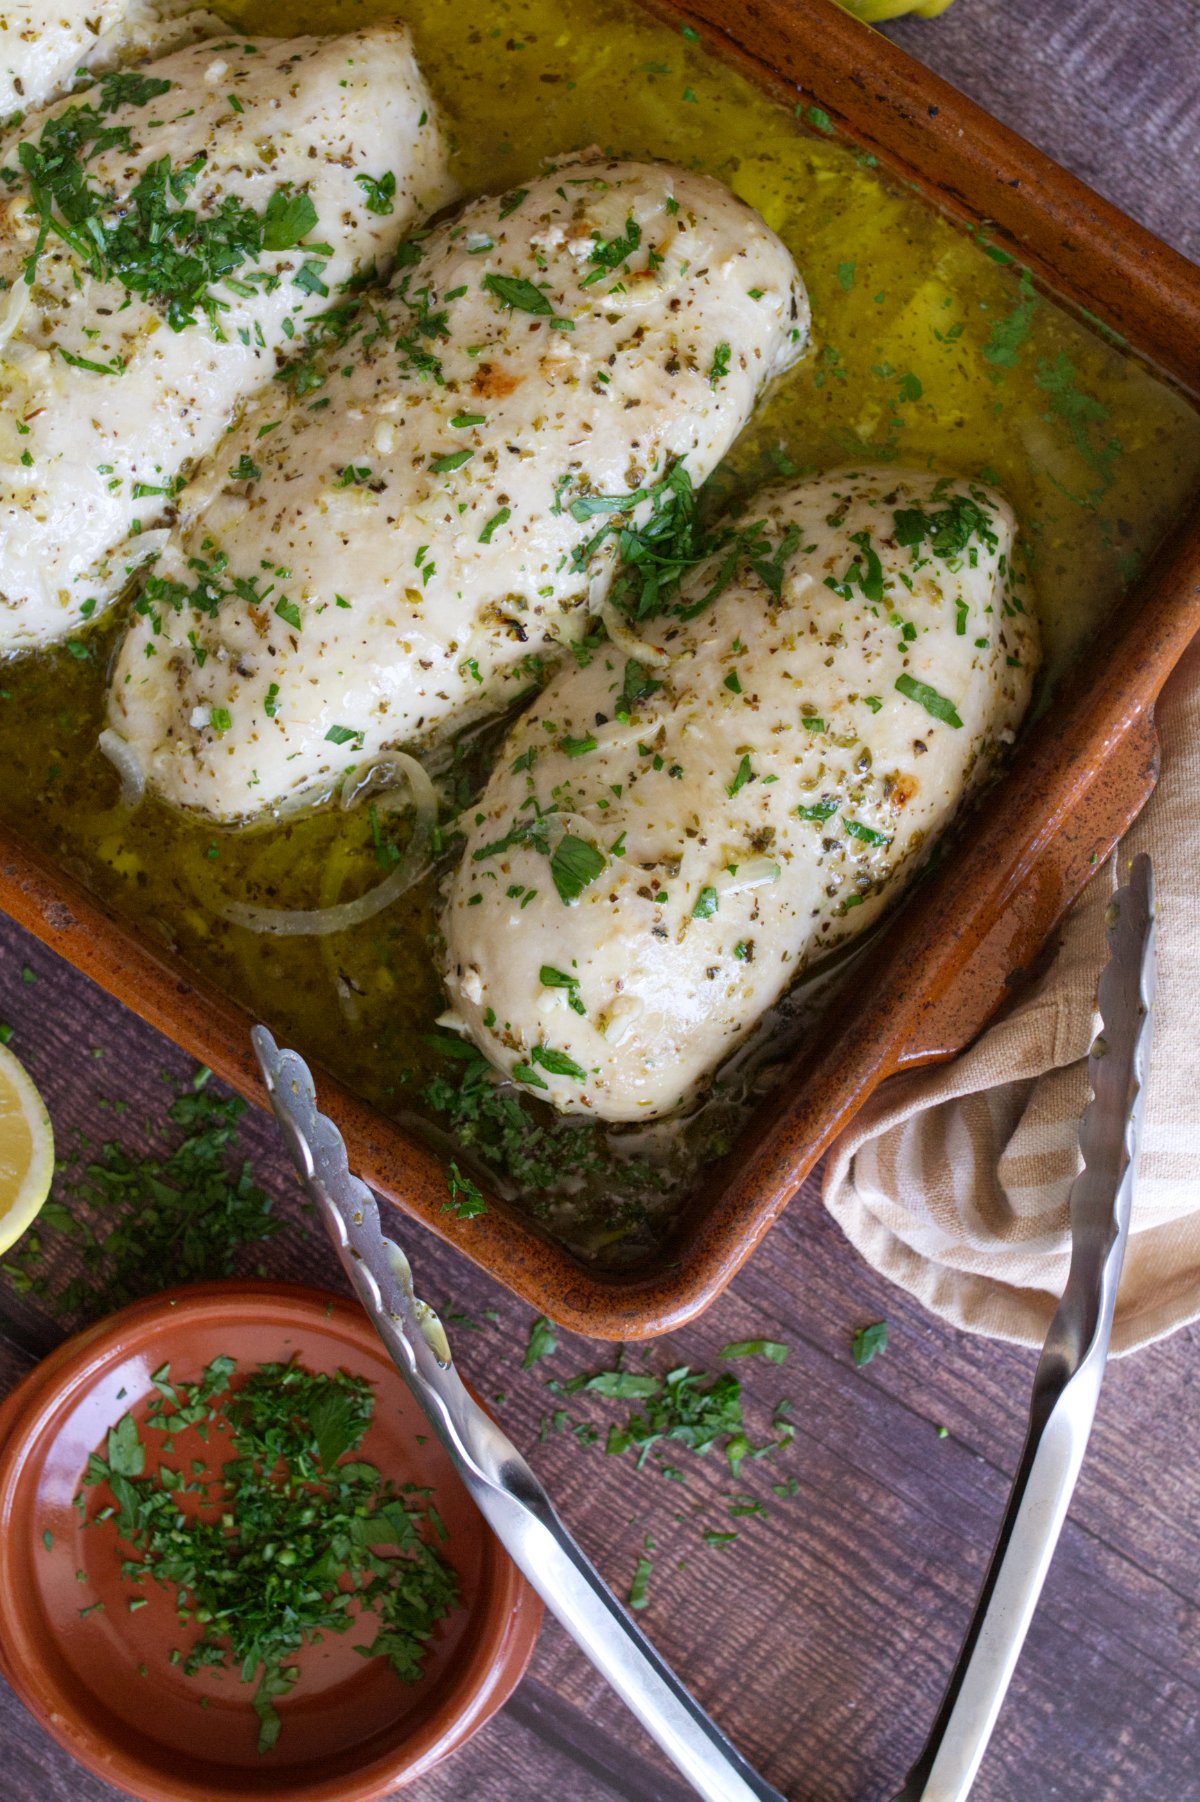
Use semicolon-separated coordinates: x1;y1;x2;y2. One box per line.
252;1025;786;1802
253;852;1154;1802
894;851;1156;1801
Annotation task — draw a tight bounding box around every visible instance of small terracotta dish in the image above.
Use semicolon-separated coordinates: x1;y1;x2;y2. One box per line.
0;1281;542;1802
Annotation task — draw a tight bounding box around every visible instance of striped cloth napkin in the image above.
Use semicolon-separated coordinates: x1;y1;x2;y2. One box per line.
822;632;1200;1356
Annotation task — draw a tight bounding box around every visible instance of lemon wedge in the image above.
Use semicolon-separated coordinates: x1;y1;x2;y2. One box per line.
0;1042;54;1255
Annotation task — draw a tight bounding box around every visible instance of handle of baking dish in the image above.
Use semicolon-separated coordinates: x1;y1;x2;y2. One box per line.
892;704;1160;1072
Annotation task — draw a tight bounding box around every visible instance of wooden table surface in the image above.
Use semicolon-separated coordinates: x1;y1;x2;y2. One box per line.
2;4;1198;1800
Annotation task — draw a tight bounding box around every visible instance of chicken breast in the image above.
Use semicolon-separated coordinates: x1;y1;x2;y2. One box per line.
440;468;1040;1122
105;155;808;821
0;26;456;649
0;2;221;122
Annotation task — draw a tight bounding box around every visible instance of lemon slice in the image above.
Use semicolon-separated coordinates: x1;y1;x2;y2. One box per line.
0;1042;54;1255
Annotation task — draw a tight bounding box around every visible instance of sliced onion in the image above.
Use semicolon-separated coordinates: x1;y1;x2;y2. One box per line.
434;1009;470;1034
339;750;439;820
0;279;30;351
225;753;437;937
223;838;432;937
716;858;781;897
599;598;672;668
97;728;146;810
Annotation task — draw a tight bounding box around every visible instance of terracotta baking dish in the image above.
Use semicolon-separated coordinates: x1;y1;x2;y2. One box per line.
2;0;1198;1338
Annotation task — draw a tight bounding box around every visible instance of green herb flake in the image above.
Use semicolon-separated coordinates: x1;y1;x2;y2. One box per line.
531;1044;587;1082
852;1320;889;1367
842;817;891;847
430;448;473;474
353;170;396;216
550;835;606;905
727;754;753;798
445;1162;486;1219
75;1357;458;1753
539;964;586;1015
628;1553;653;1610
522;1315;559;1369
720;1340;788;1364
482;272;552;316
894;673;963;728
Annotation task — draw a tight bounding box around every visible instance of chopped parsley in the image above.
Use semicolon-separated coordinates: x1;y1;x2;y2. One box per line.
581;215;642;287
852;1321;888;1367
1;1068;282;1319
429;448;473;474
353;170;396;216
842;818;891;847
550;834;606;904
77;1359;458;1752
482;272;554;314
531;1044;587;1082
708;341;731;385
893;490;997;560
720;1340;789;1363
539;964;586;1014
445;1162;486;1219
522;1316;559;1369
894;673;963;728
727;754;753;798
15;77;326;335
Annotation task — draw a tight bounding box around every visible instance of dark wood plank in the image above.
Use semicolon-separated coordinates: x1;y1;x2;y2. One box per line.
885;0;1200;264
3;912;1199;1802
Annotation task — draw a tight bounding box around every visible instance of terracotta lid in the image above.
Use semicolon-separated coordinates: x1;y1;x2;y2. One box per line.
0;1281;542;1802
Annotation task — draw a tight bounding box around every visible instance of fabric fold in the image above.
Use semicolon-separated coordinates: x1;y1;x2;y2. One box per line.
822;634;1200;1356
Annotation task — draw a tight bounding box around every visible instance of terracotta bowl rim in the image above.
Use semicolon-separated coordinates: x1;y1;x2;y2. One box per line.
0;1279;543;1802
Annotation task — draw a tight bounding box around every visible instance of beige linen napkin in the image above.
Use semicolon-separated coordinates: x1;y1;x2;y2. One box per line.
822;633;1200;1356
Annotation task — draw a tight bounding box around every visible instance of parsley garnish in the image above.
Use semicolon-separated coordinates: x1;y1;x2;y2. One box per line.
16;77;326;334
77;1359;458;1752
720;1340;789;1363
727;754;753;798
550;834;606;904
708;341;731;385
894;673;963;728
497;187;529;220
581;215;641;287
842;818;891;847
445;1162;486;1219
522;1316;559;1369
353;170;396;216
852;1321;888;1366
1;1069;282;1318
482;272;553;314
531;1044;587;1082
429;448;473;474
539;964;586;1014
